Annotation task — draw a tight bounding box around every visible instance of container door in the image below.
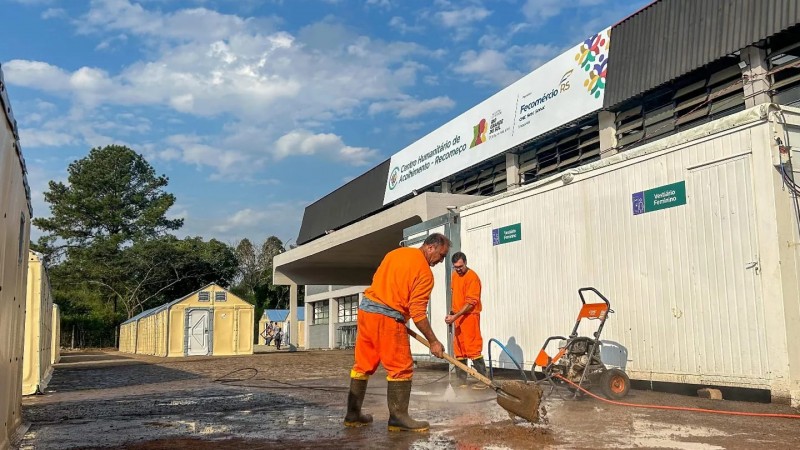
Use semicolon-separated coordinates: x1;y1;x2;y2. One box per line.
186;309;211;356
684;154;768;380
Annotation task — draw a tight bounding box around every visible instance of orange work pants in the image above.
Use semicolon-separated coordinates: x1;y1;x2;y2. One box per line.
351;310;413;381
453;313;483;359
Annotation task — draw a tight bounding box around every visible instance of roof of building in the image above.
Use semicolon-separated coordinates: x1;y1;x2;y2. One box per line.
263;308;305;322
121;283;237;325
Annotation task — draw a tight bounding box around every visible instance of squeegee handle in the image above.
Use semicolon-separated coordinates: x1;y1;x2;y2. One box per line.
406;326;495;388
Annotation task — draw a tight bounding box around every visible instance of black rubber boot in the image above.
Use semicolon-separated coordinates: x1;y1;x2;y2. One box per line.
471;357;489;389
387;381;429;432
343;379;373;427
453;359;468;387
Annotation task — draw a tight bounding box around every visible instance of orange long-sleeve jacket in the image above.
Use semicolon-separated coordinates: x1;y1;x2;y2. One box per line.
451;268;482;314
363;247;434;322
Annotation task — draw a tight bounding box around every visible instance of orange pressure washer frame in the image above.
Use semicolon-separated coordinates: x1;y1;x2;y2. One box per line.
532;287;618;398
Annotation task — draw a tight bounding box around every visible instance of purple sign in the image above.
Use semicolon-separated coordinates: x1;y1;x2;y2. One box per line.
632;191;645;215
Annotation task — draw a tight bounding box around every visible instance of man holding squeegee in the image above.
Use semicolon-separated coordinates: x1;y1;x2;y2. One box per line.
344;233;450;432
446;251;487;389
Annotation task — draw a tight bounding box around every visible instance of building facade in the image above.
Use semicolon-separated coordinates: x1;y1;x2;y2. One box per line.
275;0;800;405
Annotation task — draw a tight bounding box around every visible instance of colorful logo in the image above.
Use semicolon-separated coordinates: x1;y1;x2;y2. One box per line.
470;118;487;148
574;29;610;99
389;167;400;190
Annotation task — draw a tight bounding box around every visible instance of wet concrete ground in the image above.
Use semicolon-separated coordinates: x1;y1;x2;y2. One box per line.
17;349;800;449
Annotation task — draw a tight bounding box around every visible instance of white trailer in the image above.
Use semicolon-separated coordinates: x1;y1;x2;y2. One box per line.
0;64;33;450
459;103;800;405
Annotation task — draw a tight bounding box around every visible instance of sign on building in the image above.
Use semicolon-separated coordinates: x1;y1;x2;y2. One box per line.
383;27;612;204
632;181;687;215
492;223;522;246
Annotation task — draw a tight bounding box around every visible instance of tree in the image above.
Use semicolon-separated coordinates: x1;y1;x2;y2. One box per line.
33;145;183;263
256;236;291;310
230;235;306;343
233;238;260;299
96;236;238;319
32;145;239;346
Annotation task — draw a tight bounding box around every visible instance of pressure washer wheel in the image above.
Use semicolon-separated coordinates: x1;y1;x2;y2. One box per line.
600;368;630;400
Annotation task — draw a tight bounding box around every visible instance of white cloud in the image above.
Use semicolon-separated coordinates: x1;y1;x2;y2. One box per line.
368;95;455;118
6;1;432;125
3;60;71;92
78;0;257;43
478;23;531;49
209;202;305;244
158;147;182;161
167;134;257;176
429;4;493;41
5;0;432;181
455;43;560;87
95;34;129;51
522;0;607;22
19;128;78;148
389;16;423;34
435;6;491;28
41;8;67;19
26;164;68;238
366;0;392;8
455;49;521;87
273;130;378;166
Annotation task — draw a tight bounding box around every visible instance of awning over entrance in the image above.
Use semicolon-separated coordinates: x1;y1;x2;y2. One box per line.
274;193;482;286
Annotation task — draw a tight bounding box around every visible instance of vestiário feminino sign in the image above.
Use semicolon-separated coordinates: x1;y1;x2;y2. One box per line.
632;181;687;215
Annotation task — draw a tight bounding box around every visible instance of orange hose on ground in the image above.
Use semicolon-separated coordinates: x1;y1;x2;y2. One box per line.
553;375;800;419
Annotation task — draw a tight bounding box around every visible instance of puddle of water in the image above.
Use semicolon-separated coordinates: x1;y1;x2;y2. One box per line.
626;418;727;449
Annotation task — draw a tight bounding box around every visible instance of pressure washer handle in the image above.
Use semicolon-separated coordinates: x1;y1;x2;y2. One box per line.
406;326;496;389
578;287;611;307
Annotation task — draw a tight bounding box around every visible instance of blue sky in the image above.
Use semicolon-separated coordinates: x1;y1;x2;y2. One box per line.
2;0;650;246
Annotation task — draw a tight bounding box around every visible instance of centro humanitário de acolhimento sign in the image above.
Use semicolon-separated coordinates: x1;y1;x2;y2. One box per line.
382;27;612;204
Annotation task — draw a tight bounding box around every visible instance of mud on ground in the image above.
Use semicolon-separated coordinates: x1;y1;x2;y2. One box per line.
18;349;800;449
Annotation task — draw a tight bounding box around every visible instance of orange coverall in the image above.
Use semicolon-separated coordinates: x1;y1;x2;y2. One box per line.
451;268;483;360
351;247;434;381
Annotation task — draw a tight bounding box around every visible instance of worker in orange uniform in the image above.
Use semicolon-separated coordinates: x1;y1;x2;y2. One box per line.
445;252;486;388
344;233;450;432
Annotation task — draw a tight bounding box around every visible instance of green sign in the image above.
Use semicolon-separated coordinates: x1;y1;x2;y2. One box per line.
633;181;687;215
492;223;521;245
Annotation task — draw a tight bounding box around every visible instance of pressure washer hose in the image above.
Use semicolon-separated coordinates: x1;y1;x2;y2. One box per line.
554;374;800;419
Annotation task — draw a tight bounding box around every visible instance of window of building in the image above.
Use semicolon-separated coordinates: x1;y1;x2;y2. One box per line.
313;300;330;325
769;35;800;107
198;291;210;302
613;58;745;153
337;295;359;323
518;116;601;185
215;291;227;302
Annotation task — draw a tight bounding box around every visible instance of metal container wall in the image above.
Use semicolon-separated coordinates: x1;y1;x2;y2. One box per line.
118;321;136;353
459;104;800;403
23;252;54;395
0;66;32;450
